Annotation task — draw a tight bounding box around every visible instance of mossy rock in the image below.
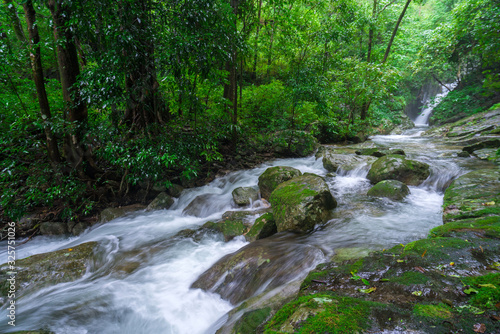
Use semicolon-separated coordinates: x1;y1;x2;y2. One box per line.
430;216;500;239
233;307;272;334
442;169;500;223
232;186;260;206
246;212;277;242
269;174;337;233
258;166;302;200
367;180;410;201
202;220;249;242
366;155;430;185
413;303;453;319
0;242;97;304
39;221;69;235
462;138;500;153
146;192;174;211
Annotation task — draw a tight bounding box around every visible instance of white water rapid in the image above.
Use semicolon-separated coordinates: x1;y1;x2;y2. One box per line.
0;130;487;334
414;82;458;126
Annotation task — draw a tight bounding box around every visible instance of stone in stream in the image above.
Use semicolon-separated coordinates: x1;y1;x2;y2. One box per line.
366;154;430;186
367;180;411;201
99;204;146;223
146;192;174;211
0;242;97;307
269;173;337;233
245;212;277;242
355;147;406;157
319;147;376;173
258;166;302;200
191;235;324;304
232;186;260;206
182;193;232;217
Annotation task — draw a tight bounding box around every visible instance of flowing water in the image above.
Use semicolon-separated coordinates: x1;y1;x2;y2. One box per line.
414;82;458;126
0;129;493;334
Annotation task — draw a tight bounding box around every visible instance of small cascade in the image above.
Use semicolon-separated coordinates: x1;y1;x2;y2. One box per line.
414;82;458;126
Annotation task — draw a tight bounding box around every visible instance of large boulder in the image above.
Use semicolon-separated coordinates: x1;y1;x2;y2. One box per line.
269;174;337;233
0;242;97;306
258;166;302;200
39;222;69;235
366;155;430;186
146;192;174;211
232;187;260;206
191;236;324;304
367;180;411;201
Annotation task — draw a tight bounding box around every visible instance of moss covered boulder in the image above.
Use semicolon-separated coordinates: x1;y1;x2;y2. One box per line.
258;166;302;200
245;212;277;242
366;155;430;185
367;180;411;201
99;204;145;223
269;173;337;233
191;237;323;304
442;169;500;223
232;186;260;206
202;220;249;241
0;242;97;306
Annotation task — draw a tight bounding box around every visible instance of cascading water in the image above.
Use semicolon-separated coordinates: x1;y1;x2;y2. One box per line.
414;82;458;126
0;131;490;334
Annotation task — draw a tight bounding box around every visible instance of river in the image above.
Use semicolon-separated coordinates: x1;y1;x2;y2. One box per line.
0;127;492;334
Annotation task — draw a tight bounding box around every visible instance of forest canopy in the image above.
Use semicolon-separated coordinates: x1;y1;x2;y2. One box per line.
1;0;499;222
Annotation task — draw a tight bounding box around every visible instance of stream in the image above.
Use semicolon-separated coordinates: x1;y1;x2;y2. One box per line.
0;127;493;334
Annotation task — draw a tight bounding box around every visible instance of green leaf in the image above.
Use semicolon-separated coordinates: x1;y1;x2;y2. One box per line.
359;287;376;294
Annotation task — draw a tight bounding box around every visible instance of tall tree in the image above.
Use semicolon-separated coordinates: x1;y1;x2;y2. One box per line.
23;0;61;165
47;0;88;170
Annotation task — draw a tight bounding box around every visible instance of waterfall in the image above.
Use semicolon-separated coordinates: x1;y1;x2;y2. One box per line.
413;82;457;126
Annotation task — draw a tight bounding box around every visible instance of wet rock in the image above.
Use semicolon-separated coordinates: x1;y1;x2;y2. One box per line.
463;138;500;153
71;222;89;235
146;192;174;211
202;220;249;242
332;247;372;262
367;180;411;201
269;173;337;233
471;148;498;161
17;214;40;232
99;204;145;223
39;221;69;235
258;166;302;200
245;212;277;242
191;236;324;304
457;151;470;158
367;155;430;185
442;169;500;223
167;184;184;198
182;193;221;217
0;242;97;306
232;187;260;206
322;150;375;173
355;147;405;157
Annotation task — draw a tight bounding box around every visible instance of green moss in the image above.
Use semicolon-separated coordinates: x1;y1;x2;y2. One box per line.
430;216;500;238
390;271;430;285
234;307;271;334
246;212;277;241
464;273;500;310
402;237;470;261
413;303;453;319
265;294;381;334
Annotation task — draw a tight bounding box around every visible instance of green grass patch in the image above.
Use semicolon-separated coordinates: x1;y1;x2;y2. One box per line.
463;273;500;310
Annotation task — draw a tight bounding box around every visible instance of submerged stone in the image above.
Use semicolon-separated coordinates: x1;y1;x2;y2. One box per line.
191;236;323;304
269;174;337;233
367;180;411;201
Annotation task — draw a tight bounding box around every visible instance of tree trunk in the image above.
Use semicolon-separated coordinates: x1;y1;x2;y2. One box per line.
251;0;262;81
382;0;412;64
23;0;61;166
3;0;26;42
47;0;88;170
367;0;377;63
